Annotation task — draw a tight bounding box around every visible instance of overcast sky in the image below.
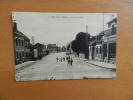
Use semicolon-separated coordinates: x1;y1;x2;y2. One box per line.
12;12;117;47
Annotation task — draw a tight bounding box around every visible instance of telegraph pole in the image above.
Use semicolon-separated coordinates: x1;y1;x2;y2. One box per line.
85;25;89;59
57;42;58;53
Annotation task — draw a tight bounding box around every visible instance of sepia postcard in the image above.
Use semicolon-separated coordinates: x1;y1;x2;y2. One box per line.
12;12;117;81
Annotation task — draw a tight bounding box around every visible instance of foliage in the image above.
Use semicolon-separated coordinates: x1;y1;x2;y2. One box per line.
71;32;90;54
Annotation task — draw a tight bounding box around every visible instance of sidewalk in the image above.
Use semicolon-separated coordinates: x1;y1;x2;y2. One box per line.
77;58;116;69
15;61;36;71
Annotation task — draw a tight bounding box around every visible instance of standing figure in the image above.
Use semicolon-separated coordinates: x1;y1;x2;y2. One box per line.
67;58;70;66
66;57;68;61
56;57;58;62
60;57;62;62
70;57;73;66
63;57;65;62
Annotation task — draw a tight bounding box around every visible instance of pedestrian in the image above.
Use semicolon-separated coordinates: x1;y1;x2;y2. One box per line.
66;57;68;61
63;57;65;61
67;58;70;66
70;57;73;66
60;57;62;62
56;57;58;62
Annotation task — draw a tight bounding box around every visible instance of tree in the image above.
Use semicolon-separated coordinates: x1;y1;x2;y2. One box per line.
67;44;70;50
75;32;90;54
71;40;78;52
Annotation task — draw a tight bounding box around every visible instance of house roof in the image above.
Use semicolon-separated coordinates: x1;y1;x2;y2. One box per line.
107;18;117;25
14;29;30;40
89;39;97;46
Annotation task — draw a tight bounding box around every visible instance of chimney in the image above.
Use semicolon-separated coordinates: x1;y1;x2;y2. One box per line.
32;36;35;45
13;21;17;31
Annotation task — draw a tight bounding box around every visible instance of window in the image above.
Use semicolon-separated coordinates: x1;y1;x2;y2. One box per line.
16;51;19;60
14;38;16;46
19;39;21;46
23;51;25;57
100;46;102;54
25;41;27;47
96;47;98;53
26;52;29;58
20;51;21;59
15;38;18;46
18;39;19;46
17;38;19;46
22;40;24;46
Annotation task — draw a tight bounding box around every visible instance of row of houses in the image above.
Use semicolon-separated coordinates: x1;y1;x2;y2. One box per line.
13;21;66;65
89;18;117;64
13;22;47;65
47;44;66;53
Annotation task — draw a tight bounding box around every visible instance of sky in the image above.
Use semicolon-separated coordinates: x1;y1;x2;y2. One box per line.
12;12;117;47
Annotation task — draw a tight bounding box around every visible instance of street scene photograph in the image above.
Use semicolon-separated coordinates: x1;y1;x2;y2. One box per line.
12;12;117;81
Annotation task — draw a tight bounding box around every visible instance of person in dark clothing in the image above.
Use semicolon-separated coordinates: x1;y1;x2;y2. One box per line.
70;58;73;66
56;57;58;62
63;57;65;61
67;58;70;66
60;57;62;62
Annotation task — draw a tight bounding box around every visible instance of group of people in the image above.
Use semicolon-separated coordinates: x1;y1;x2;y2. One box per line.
67;56;73;66
56;56;73;66
56;57;66;62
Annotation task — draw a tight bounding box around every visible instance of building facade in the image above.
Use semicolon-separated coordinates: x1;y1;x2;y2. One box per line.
89;18;117;64
34;43;46;58
102;18;117;64
13;22;30;65
47;44;58;53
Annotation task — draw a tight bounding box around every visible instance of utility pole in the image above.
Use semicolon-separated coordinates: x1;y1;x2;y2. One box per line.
85;25;89;59
102;13;104;62
57;42;58;53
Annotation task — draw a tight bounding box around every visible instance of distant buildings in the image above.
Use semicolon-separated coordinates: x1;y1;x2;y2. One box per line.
34;43;46;58
61;46;67;52
47;44;58;53
89;33;103;61
13;22;30;65
89;18;117;64
13;21;66;65
47;44;66;53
